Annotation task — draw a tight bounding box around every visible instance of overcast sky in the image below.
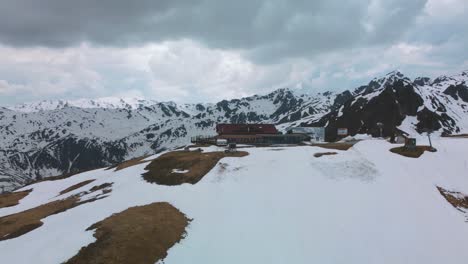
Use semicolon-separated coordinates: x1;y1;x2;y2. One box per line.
0;0;467;105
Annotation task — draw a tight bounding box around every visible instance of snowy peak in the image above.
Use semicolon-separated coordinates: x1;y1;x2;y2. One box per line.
352;70;412;97
385;70;408;80
448;70;468;83
376;70;411;86
413;77;432;86
431;71;468;90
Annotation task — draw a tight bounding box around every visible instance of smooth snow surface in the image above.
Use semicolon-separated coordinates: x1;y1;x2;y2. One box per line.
1;139;468;264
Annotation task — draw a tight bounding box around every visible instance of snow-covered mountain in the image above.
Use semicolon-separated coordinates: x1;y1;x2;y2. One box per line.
0;89;335;191
308;70;468;140
7;97;160;112
1;70;468;191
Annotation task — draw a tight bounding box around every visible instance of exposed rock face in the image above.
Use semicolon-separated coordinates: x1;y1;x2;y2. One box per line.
444;84;468;102
1;70;468;191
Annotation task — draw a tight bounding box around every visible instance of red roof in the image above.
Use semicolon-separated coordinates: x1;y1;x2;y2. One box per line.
216;124;278;135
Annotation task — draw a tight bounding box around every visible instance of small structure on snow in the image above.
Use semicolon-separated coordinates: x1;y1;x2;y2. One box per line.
404;138;417;150
286;127;325;142
216;139;228;146
337;128;348;137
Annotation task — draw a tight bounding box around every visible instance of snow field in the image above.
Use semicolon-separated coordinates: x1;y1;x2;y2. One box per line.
1;138;468;263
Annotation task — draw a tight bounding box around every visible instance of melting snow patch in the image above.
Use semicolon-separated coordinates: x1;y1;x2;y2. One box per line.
171;169;189;174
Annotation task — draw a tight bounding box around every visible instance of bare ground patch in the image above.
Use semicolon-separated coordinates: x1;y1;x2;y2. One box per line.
89;183;113;194
59;180;95;195
442;134;468;138
438;186;468;213
64;202;190;264
314;152;338;158
390;146;433;158
0;183;113;241
178;144;212;149
311;143;355;151
0;189;32;209
1;196;79;241
143;150;248;185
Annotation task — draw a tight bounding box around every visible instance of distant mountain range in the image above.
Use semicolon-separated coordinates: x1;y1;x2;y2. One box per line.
1;70;468;191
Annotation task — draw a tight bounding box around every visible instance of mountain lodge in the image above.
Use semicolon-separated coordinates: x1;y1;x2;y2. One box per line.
192;123;310;145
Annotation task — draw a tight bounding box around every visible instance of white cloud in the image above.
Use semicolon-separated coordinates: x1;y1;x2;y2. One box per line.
0;41;299;104
424;0;467;19
147;40;275;102
0;45;104;99
0;37;467;105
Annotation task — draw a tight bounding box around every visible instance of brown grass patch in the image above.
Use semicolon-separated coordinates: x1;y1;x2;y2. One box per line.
107;156;150;171
0;189;32;209
438;186;468;211
389;145;432;158
314;152;338;158
89;183;113;193
64;202;190;264
311;143;354;151
59;180;95;195
178;144;212;149
0;183;112;241
442;134;468;138
0;196;79;241
143;150;248;185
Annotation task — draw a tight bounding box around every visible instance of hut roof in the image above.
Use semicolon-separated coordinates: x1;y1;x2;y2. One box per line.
216;124;278;135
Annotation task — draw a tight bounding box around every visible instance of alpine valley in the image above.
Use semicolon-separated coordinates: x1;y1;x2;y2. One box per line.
1;70;468;191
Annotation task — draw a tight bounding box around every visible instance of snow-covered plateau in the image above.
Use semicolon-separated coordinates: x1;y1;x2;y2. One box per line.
1;137;467;264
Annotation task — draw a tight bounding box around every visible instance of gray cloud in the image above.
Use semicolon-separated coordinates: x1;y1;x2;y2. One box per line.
0;0;428;63
0;0;467;106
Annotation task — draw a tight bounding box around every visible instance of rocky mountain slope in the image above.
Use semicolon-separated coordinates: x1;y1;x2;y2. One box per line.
1;70;468;191
308;71;468;140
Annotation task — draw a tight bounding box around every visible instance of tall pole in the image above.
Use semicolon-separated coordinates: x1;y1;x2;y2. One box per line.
376;122;383;138
428;132;433;149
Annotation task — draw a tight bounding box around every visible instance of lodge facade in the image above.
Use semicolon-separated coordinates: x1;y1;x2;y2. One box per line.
191;123;314;145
